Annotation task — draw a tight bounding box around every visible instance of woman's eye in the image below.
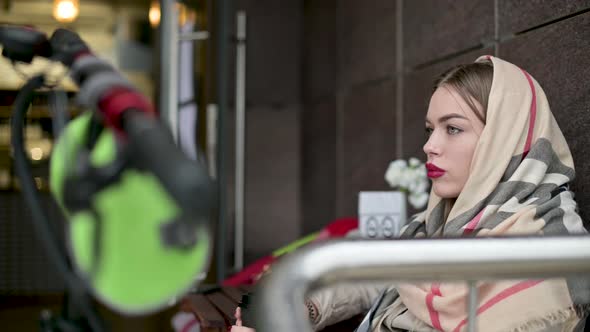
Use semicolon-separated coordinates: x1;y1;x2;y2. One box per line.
447;126;462;135
425;127;433;136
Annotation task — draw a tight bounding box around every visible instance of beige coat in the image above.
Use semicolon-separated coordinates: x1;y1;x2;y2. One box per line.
307;282;385;331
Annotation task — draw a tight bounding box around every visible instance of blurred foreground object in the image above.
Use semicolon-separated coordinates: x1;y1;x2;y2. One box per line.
1;25;214;330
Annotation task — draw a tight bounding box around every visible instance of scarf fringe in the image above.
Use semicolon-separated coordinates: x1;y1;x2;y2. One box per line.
507;307;578;332
574;303;590;318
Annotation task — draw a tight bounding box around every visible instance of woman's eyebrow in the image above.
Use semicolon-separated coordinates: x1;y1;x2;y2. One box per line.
425;113;469;124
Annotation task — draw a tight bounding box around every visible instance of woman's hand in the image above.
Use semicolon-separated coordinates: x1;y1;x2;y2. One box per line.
230;307;256;332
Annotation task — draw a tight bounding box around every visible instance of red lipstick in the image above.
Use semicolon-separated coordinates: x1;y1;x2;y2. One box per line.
426;163;445;179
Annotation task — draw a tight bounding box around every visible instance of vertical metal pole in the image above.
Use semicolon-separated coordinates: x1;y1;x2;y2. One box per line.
159;0;180;142
467;281;478;332
207;104;218;178
215;0;231;282
234;11;246;272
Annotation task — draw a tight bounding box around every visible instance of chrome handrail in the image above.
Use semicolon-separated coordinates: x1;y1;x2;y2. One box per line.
254;236;590;332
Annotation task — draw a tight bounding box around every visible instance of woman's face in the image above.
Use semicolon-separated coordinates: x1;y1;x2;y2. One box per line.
423;86;485;199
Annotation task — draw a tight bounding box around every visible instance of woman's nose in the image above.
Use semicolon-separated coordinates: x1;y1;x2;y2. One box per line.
423;134;440;157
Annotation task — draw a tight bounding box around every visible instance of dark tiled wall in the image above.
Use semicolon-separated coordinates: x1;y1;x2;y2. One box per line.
301;0;339;234
403;0;494;68
303;0;338;101
302;0;590;231
337;0;397;87
498;0;590;34
243;106;301;260
302;0;398;229
227;0;303;262
336;79;397;217
224;104;302;263
233;0;303;106
302;99;337;234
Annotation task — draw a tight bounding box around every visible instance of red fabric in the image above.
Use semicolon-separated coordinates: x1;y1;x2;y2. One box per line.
463;209;485;235
452;280;543;332
222;255;276;287
317;217;358;240
73;50;92;61
97;87;156;134
426;283;443;330
222;217;358;287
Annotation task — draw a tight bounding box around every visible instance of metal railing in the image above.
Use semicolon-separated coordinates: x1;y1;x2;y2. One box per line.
254;236;590;332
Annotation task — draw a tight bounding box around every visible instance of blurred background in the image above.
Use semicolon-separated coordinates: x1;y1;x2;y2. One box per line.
1;0;589;330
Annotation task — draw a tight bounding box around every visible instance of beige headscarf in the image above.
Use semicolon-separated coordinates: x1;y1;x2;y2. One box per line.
375;56;588;332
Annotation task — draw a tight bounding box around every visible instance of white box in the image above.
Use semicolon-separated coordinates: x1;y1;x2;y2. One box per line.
358;191;406;239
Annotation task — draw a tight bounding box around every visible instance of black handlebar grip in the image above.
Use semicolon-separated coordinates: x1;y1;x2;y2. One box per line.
48;28;90;66
121;110;215;220
0;25;51;63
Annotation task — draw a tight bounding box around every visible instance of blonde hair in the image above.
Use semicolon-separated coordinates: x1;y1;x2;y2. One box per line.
434;60;493;124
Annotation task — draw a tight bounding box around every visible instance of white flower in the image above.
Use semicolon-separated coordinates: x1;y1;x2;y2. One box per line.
416;164;427;177
408;177;429;194
412;167;424;180
398;168;413;189
385;159;407;188
409;157;421;167
385;157;430;209
408;191;429;209
391;159;408;169
401;167;425;192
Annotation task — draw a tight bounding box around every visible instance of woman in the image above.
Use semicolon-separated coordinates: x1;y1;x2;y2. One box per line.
232;56;589;331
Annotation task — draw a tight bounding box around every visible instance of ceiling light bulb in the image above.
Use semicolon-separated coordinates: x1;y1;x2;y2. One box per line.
53;0;80;23
149;1;161;27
